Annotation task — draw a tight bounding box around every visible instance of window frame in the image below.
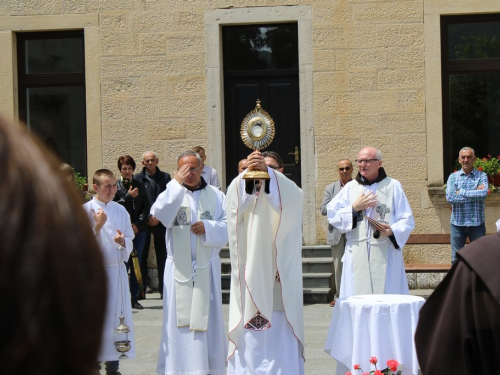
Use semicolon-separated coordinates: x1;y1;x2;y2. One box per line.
16;30;87;172
441;14;500;179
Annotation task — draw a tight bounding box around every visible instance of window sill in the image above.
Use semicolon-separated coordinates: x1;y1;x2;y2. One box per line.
428;186;500;207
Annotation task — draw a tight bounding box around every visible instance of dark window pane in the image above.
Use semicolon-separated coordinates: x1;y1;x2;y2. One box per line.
25;38;85;74
26;86;87;173
448;22;500;60
223;24;298;71
449;73;500;169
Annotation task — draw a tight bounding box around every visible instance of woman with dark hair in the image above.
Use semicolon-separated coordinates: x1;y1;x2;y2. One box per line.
0;114;107;375
114;155;151;309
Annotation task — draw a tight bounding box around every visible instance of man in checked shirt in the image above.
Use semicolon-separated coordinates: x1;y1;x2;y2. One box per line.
446;147;488;264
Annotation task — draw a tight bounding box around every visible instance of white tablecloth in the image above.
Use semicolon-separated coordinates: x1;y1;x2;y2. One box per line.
324;294;425;375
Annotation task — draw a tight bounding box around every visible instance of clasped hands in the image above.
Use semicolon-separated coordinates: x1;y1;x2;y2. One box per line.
352;191;393;237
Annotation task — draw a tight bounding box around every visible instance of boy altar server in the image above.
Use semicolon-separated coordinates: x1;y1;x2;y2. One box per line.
152;150;228;375
83;169;136;375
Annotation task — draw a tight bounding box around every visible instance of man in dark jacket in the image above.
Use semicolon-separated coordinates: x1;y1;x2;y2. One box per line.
114;155;151;309
134;151;172;298
415;232;500;374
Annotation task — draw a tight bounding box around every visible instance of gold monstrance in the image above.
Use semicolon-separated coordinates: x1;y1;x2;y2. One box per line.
240;99;276;180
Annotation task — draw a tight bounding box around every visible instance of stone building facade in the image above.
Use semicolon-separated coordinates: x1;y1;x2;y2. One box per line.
1;0;499;267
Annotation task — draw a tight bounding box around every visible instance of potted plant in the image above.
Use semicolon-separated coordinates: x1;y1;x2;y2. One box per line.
474;154;500;187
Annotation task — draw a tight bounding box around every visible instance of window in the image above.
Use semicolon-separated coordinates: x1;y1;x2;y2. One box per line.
441;15;500;178
17;31;87;175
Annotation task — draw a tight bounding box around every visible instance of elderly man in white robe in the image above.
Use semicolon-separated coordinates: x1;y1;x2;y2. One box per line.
326;147;414;297
226;150;305;375
83;169;136;375
152;150;228;375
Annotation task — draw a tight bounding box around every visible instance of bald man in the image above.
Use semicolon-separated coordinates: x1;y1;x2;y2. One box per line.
326;147;414;297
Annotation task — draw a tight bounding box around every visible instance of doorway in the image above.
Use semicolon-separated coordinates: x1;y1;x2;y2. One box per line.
223;23;301;186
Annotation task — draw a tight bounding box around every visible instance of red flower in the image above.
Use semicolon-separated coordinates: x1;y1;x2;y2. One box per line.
482;158;488;162
497;155;500;160
488;189;492;195
374;371;383;375
354;364;361;370
488;154;492;158
369;356;378;364
345;372;352;375
478;167;484;171
387;359;399;372
362;373;370;375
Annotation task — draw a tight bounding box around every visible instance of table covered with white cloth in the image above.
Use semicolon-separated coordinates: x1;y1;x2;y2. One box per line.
324;294;425;375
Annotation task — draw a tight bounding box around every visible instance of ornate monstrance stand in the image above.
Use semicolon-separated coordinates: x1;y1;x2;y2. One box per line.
240;99;275;180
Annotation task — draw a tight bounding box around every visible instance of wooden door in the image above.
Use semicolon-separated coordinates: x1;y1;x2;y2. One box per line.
224;74;301;186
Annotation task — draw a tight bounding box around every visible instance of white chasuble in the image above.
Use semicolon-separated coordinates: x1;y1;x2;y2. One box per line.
172;186;216;331
350;178;393;295
226;169;305;371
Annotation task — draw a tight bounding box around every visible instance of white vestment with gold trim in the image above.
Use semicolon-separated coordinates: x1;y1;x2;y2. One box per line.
226;169;305;375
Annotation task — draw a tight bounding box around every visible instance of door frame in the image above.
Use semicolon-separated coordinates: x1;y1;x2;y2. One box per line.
205;5;316;244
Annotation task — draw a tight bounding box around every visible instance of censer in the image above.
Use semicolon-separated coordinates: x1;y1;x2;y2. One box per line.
114;245;131;359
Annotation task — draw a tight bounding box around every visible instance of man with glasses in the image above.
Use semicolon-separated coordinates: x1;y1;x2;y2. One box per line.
445;147;488;264
327;147;414;298
151;150;228;375
320;159;353;306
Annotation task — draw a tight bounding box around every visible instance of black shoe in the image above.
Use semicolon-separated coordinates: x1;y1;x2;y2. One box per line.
137;294;145;301
132;300;144;310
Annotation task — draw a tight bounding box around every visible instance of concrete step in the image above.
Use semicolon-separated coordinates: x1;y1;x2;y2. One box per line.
302;273;332;288
220;246;332;259
302;258;333;273
303;287;330;304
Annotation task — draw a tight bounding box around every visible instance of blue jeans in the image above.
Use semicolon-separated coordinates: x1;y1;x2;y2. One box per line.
451;223;485;263
127;230;147;300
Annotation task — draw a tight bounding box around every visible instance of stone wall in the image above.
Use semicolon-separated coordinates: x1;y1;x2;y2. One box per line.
1;0;499;265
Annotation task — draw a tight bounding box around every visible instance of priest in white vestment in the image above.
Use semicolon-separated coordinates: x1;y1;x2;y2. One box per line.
152;150;228;375
82;169;136;373
226;150;305;375
326;147;414;297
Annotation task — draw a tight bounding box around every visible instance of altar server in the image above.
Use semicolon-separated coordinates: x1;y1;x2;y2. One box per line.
152;150;228;375
83;169;136;374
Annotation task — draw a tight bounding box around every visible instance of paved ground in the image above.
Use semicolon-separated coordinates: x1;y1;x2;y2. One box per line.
119;293;337;375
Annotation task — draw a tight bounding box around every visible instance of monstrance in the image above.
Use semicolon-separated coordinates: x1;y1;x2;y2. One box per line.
240;99;275;180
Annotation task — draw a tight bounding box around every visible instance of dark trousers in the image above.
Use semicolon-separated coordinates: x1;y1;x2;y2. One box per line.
142;223;167;295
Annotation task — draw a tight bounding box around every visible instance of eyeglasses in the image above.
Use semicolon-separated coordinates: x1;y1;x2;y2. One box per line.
338;167;351;171
355;159;379;165
187;166;201;174
268;165;281;170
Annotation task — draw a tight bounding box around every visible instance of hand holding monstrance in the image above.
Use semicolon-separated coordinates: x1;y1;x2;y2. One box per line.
241;99;275;180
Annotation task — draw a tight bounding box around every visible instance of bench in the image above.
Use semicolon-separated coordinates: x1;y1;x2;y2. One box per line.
404;234;452;273
404;263;451;273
